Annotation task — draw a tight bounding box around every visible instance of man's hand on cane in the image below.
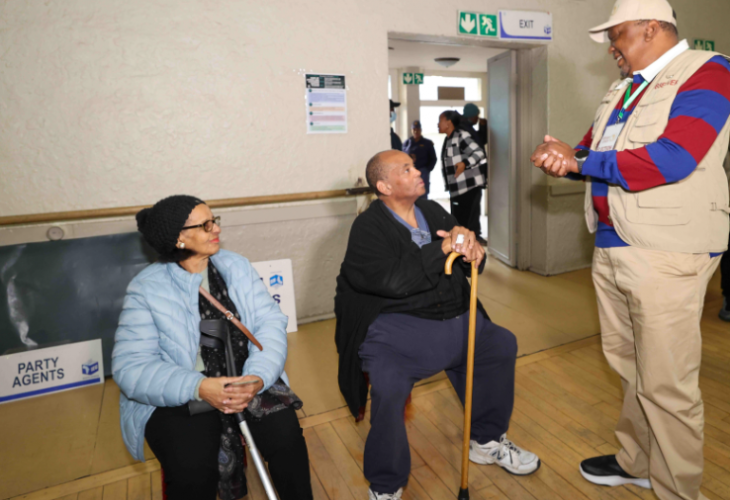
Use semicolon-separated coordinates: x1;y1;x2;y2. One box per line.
438;228;484;267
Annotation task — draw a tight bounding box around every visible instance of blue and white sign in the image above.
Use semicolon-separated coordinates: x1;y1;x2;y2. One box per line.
499;10;553;41
251;259;298;333
0;339;103;404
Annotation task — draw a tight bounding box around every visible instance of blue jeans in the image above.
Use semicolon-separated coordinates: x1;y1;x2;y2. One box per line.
358;312;517;494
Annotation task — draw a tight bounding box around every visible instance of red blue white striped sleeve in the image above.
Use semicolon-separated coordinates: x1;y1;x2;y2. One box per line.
581;56;730;191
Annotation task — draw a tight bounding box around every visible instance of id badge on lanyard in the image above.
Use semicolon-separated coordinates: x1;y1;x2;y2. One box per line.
596;79;648;152
597;123;625;152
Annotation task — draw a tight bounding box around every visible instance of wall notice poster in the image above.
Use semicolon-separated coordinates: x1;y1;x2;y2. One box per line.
305;74;347;134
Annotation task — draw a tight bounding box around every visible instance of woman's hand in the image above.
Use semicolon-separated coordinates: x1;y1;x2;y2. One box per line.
199;375;264;414
223;375;264;412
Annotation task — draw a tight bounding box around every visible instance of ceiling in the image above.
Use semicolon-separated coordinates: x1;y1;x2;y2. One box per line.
387;39;507;73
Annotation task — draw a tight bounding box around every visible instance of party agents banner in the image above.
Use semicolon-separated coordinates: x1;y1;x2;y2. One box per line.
0;339;104;404
251;259;298;333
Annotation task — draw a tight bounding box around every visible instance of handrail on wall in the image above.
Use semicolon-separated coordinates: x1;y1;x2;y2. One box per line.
0;187;374;227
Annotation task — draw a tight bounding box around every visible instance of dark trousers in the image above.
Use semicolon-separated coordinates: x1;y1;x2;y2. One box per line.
450;187;482;238
722;231;730;297
358;312;517;494
145;405;312;500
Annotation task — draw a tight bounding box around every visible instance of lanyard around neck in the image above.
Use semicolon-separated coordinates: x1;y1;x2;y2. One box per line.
616;79;649;123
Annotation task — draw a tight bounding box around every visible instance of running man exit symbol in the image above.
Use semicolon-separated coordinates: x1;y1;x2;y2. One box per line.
694;39;716;51
402;73;424;85
459;12;477;34
479;14;498;37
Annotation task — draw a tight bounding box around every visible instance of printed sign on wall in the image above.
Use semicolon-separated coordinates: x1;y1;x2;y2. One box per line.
0;339;103;404
402;72;424;85
694;39;716;51
305;74;347;134
499;10;553;41
458;11;498;38
251;259;298;333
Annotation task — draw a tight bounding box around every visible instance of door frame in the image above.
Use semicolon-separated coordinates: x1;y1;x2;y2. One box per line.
387;33;548;271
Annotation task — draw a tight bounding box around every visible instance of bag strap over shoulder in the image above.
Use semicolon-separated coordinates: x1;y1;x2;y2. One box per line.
199;286;264;351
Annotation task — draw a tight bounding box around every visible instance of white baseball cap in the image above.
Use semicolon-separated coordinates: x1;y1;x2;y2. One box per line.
589;0;676;43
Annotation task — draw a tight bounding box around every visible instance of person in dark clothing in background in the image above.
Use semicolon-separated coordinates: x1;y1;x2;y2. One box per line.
462;103;488;148
390;99;402;151
461;104;489;191
334;150;539;500
402;120;437;199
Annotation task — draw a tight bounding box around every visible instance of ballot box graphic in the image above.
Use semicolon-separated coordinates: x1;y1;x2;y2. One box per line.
251;259;298;333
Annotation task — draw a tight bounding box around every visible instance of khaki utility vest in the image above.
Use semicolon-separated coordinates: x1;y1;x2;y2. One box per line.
585;50;730;253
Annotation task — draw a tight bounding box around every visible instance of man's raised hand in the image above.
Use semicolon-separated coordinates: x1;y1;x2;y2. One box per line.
530;135;580;178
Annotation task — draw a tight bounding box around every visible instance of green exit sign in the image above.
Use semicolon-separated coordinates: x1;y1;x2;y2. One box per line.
459;11;498;38
403;72;424;85
694;39;715;51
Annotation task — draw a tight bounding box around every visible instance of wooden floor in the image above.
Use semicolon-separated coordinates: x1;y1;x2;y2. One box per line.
16;307;730;500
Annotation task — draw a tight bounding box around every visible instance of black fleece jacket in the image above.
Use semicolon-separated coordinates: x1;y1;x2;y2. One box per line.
334;198;487;418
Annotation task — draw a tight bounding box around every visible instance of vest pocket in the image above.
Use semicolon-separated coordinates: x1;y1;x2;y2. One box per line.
627;92;672;144
625;183;690;225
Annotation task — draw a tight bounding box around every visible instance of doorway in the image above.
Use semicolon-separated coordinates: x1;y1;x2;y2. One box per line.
387;34;547;271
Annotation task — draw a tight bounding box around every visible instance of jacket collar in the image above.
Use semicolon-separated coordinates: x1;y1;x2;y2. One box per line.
635;39;689;83
165;252;233;292
167;259;203;295
373;198;446;241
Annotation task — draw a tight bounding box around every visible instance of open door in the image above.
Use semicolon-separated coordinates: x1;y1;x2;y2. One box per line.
487;50;518;267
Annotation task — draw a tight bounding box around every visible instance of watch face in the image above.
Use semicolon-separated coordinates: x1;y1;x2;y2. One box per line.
575;149;590;160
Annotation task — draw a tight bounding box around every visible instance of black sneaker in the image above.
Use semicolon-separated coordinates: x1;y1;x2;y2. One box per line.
579;455;651;489
719;298;730;322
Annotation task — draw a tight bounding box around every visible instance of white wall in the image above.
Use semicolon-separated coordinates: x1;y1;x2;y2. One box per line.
2;0;730;286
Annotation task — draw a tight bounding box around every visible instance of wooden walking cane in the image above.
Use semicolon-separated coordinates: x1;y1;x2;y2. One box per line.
445;251;478;500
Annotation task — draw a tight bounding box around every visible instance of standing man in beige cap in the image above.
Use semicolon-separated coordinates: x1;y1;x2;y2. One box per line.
530;1;730;499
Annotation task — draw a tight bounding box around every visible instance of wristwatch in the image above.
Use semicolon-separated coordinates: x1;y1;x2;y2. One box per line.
575;149;590;174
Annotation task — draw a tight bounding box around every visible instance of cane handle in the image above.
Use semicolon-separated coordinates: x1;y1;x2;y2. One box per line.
444;251;461;275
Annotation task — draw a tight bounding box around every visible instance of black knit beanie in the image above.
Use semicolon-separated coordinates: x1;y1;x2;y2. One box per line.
136;195;206;256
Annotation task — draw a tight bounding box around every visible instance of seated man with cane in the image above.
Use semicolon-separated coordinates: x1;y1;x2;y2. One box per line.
334;150;540;500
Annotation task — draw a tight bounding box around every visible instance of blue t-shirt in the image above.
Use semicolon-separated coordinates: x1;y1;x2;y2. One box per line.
386;205;432;248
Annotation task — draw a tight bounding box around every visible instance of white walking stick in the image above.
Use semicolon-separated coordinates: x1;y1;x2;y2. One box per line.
200;319;278;500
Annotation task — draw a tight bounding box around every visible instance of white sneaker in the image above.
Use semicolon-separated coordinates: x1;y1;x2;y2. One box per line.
469;434;540;475
368;488;403;500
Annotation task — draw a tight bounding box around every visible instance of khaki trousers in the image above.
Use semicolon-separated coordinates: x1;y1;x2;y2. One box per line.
592;246;720;500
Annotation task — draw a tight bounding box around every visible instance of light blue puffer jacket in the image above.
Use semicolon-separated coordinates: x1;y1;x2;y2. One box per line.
112;249;289;461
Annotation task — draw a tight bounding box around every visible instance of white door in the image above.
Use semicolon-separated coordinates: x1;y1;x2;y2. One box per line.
487;50;517;266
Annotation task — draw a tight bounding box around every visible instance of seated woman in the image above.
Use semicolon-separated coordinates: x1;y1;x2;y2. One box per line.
113;195;312;500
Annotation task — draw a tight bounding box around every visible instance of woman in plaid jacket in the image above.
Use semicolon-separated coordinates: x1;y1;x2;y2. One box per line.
438;110;488;243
